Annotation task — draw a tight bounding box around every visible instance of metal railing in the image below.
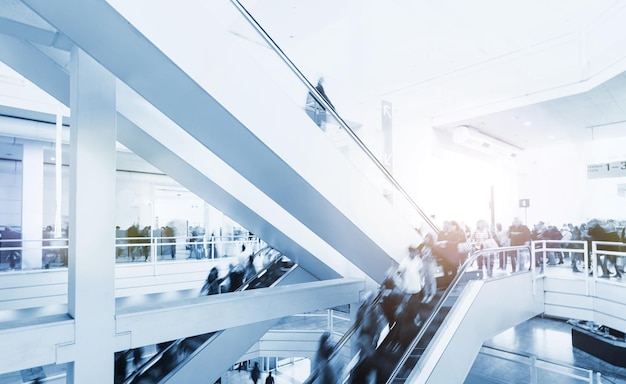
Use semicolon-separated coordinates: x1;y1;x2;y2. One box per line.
123;246;292;384
0;235;266;271
385;244;533;384
475;345;595;383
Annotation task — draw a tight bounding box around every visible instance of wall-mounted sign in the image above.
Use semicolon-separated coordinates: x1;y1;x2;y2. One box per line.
587;161;626;179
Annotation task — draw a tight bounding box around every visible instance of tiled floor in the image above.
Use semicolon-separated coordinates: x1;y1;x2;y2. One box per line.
470;316;626;383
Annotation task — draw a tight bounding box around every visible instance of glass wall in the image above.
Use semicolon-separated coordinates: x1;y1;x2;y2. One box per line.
0;138;259;271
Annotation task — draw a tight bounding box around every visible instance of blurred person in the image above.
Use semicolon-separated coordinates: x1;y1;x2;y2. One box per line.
545;225;564;265
238;242;250;265
508;218;531;272
251;362;261;384
351;291;383;384
418;235;437;304
244;253;257;282
570;225;584;272
436;220;466;279
305;77;335;130
1;227;22;270
114;350;129;384
390;243;425;348
133;347;143;368
468;220;498;277
531;221;549;267
397;244;424;311
163;225;176;259
560;224;573;261
313;332;337;384
495;223;509;270
227;262;245;292
201;266;225;295
587;220;622;278
379;269;404;327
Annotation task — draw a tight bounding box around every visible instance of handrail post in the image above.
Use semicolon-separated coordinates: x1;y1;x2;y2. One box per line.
591;241;597;297
542;240;547;275
152;234;157;275
530;356;538;383
584;241;590;296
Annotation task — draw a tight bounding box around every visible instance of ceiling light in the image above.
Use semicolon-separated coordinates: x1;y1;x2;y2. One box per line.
451;125;522;159
523;121;532;126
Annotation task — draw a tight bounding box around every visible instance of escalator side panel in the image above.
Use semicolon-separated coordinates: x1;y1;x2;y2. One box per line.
161;267;341;383
164;319;278;384
116;104;360;285
413;273;544;383
22;0;421;285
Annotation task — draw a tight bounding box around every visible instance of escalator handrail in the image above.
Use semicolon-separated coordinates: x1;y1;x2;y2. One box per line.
229;0;438;235
302;245;531;384
304;247;486;384
158;257;300;383
385;244;532;384
122;246;284;384
301;291;385;384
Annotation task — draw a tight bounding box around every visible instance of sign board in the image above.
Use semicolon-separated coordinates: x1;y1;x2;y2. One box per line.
587;161;626;179
519;199;530;208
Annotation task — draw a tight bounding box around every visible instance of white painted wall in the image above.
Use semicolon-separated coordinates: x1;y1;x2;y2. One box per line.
517;137;626;226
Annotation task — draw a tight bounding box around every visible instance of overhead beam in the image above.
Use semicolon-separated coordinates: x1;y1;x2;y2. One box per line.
115;277;364;348
22;0;417;284
0;16;72;51
0;34;69;106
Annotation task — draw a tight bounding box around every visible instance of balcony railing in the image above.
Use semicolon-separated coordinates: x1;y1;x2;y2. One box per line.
0;234;265;271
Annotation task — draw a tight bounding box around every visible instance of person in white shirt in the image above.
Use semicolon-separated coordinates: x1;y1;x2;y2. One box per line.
396;245;424;295
393;244;425;347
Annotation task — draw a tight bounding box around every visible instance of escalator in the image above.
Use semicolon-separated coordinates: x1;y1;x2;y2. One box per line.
301;251;477;384
21;0;438;286
120;247;297;384
303;246;541;384
379;260;476;384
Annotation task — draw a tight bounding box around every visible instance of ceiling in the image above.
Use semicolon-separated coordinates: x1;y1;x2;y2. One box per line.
238;0;626;150
0;0;625;158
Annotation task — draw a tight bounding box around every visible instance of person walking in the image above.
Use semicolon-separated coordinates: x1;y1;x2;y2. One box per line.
418;235;437;304
508;217;531;272
265;371;275;384
250;362;261;384
305;77;335;130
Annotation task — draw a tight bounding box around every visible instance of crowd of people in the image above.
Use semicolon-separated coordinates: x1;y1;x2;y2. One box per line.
119;213;626;384
200;245;260;295
431;217;625;278
311;217;626;384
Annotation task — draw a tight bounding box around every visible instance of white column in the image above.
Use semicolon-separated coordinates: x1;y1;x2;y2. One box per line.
21;141;44;269
66;47;117;383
